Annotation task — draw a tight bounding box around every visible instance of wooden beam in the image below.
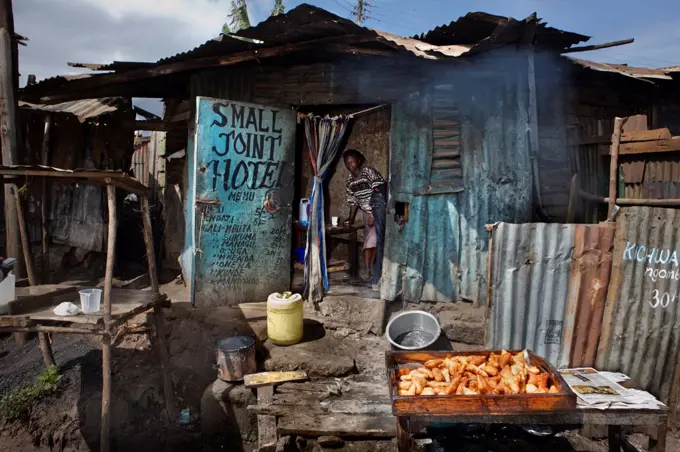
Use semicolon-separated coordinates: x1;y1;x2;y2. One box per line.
622;128;672;142
257;386;277;452
562;38;634;54
617;139;680;155
128;120;176;131
39;34;376;102
140;195;159;293
40;114;51;283
579;190;680;207
14;183;36;285
608;117;624;217
100;184;117;452
0;25;22;279
567;173;579;223
244;371;308;389
579;128;673;146
38;332;55;368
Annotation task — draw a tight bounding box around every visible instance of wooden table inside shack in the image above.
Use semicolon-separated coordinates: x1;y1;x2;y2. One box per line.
294;222;364;275
0;166;175;452
248;351;669;452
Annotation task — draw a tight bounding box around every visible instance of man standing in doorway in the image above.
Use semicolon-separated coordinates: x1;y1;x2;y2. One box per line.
342;149;387;292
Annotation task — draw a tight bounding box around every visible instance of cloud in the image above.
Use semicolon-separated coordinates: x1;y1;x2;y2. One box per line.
14;0;231;83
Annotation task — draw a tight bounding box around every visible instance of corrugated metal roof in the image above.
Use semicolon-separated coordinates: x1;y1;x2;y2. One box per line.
67;61;154;72
19;97;127;121
568;57;673;81
597;206;680;404
417;11;589;50
156;5;473;65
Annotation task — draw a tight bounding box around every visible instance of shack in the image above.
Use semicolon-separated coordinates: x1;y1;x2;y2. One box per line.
15;96;138;282
19;5;680;306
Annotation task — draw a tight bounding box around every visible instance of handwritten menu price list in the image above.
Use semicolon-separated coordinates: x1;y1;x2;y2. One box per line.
201;205;259;286
623;241;680;309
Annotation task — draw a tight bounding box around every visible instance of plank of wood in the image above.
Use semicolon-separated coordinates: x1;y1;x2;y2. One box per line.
622;128;672;142
258;386;277;452
251;400;393;417
617;139;680;155
244;371;308;389
277;412;396;438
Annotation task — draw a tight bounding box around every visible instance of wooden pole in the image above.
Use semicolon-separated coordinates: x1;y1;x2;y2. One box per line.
100;184;117;452
140;195;159;293
567;173;579;223
608;117;624;217
0;25;23;278
14;184;36;285
41;114;51;283
38;332;55;367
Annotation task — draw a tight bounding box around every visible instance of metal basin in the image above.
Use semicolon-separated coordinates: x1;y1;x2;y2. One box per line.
386;310;441;350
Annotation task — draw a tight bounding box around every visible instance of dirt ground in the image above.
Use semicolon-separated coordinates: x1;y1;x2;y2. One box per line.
0;277;679;451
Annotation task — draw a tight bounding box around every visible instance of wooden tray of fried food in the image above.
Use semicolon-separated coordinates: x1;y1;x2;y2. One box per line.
386;349;576;416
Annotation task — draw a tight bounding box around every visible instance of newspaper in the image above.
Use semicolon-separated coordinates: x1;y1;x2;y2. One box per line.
559;368;665;410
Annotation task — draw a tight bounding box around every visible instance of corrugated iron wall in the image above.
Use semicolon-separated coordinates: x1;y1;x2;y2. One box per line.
487;221;615;368
567;223;615;367
597;206;680;404
487;223;576;368
131;132;166;201
621;155;680;200
383;51;533;306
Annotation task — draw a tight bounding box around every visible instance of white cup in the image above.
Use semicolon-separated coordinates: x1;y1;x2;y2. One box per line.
331;216;339;227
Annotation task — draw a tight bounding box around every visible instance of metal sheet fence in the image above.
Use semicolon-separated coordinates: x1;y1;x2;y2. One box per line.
596;207;680;404
488;208;680;406
487;222;614;369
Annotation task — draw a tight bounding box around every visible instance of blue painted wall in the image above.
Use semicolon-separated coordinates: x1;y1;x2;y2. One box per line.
185;97;296;307
383;52;533;306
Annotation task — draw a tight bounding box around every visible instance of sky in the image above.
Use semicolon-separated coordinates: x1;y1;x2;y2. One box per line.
13;0;680;113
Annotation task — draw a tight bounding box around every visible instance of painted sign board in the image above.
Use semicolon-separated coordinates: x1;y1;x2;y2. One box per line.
187;97;296;306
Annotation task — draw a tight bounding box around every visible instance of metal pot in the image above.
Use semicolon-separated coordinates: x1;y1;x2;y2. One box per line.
385;310;441;350
216;336;256;382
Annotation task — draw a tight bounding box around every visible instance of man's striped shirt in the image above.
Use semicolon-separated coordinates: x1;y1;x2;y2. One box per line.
346;166;386;213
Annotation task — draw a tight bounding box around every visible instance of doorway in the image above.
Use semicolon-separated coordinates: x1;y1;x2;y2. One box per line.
290;104;392;292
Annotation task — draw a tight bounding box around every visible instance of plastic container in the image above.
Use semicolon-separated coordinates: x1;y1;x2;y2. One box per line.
79;288;102;313
293;247;305;263
0;273;15;315
267;292;304;345
299;199;310;226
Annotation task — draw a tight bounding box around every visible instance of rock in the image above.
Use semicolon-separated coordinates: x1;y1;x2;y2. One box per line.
438;310;485;345
264;331;356;377
315;296;384;335
318;436;344;448
441;320;485;345
200;379;257;446
276;435;293;452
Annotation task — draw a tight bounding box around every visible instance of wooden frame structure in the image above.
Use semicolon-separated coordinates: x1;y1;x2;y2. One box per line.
0;165;174;452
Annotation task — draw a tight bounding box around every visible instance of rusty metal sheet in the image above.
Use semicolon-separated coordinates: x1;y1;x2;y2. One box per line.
486;222;613;368
568;223;615;368
596;206;680;404
187;97;296;307
568;57;673;81
19;97;127;121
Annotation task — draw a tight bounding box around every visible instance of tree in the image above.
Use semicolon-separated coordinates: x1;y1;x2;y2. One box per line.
271;0;285;16
222;0;285;34
223;0;251;34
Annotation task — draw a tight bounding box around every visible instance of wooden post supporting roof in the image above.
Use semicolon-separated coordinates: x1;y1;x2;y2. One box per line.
0;0;23;278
